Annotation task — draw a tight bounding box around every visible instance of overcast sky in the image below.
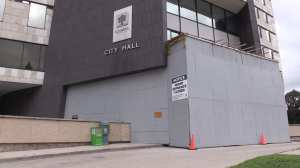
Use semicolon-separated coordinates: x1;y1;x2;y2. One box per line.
272;0;300;93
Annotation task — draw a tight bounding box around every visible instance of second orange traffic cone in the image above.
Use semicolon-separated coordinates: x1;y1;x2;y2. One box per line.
261;132;266;145
189;134;196;150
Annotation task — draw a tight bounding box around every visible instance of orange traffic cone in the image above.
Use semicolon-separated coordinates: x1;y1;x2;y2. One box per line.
189;134;196;150
261;132;266;145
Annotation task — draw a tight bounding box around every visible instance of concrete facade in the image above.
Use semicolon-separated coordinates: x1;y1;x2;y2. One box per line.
65;35;290;147
0;67;44;85
0;0;53;116
0;0;53;45
251;0;281;70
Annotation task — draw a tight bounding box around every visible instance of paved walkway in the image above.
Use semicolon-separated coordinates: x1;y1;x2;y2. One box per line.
0;143;162;162
280;149;300;156
0;142;299;168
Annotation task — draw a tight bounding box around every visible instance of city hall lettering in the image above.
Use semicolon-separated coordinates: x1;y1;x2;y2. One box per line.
104;42;140;56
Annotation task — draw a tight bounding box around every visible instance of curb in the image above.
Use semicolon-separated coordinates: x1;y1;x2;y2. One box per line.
0;144;163;163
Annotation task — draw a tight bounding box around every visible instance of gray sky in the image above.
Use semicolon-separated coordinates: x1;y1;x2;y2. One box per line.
272;0;300;93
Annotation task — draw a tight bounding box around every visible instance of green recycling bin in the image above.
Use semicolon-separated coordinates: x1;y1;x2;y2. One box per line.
91;127;103;146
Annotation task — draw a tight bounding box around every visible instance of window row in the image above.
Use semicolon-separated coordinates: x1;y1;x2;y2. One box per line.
261;46;277;60
258;26;273;42
167;0;239;35
0;38;46;71
260;0;271;6
254;7;272;24
0;0;49;29
167;13;241;47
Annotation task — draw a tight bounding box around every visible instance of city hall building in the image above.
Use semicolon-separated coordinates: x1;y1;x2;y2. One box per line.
0;0;290;148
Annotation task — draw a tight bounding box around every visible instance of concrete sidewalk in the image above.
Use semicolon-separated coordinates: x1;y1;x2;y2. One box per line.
0;142;300;168
280;149;300;156
0;143;162;162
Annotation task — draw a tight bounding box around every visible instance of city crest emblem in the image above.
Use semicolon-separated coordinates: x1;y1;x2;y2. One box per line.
116;12;129;28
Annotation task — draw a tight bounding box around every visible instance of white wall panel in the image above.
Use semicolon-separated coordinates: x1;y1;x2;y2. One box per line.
214;29;228;44
198;24;214;41
167;13;180;31
229;34;241;49
180;18;198;36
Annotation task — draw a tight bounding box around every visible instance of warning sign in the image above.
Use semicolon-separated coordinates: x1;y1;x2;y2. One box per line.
172;74;188;101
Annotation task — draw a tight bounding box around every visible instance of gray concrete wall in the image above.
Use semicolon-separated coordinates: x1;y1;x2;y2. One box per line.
0;0;53;45
185;37;290;148
65;68;169;144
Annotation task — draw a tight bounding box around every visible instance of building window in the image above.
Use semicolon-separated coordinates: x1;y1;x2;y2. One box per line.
258;27;262;38
261;0;265;5
263;13;268;23
261;46;264;56
0;38;46;71
254;7;259;18
196;0;212;27
226;11;238;35
167;29;180;40
179;0;197;21
269;49;274;59
266;30;271;41
0;39;23;69
28;3;47;29
167;0;179;15
166;0;239;39
39;46;46;71
22;43;41;70
0;0;5;21
212;5;226;32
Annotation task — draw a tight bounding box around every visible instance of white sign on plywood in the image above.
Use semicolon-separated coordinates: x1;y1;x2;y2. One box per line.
172;74;188;101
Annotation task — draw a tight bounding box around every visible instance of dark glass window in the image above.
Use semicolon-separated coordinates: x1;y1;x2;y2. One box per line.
0;39;23;68
167;0;179;15
0;0;5;21
179;0;197;21
226;11;238;35
28;3;47;29
196;0;212;27
212;6;226;32
0;38;46;71
22;43;41;70
39;46;46;71
258;27;262;38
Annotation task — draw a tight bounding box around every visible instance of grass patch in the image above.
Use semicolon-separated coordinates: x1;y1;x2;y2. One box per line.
230;154;300;168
